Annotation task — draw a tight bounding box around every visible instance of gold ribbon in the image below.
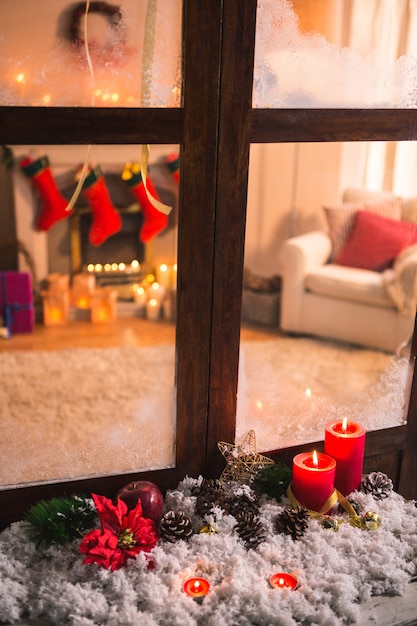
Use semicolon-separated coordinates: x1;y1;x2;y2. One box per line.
287;482;364;527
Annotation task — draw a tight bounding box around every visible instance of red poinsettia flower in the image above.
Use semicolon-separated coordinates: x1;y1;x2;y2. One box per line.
79;493;159;571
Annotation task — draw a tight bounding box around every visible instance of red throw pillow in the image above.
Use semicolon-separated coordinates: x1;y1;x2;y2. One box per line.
335;210;417;271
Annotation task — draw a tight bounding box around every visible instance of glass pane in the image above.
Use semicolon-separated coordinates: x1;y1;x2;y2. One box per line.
0;143;179;487
238;141;415;452
254;0;417;108
0;1;182;107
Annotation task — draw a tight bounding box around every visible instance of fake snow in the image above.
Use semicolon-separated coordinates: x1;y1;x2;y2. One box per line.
0;476;416;625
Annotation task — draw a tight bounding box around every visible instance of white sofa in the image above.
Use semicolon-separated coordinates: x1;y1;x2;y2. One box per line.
279;188;416;353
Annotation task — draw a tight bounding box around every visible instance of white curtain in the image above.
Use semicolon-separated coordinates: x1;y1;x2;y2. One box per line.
348;0;417;196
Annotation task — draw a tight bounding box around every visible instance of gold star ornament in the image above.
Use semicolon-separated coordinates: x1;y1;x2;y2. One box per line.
217;430;275;484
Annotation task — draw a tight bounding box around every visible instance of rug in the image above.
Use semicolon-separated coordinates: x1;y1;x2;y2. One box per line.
0;338;409;487
0;476;416;625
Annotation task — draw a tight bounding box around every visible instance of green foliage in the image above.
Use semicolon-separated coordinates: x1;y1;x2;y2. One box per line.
252;462;292;502
0;145;15;170
24;494;98;548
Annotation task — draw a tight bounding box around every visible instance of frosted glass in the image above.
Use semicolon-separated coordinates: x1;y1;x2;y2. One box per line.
254;0;417;108
0;0;182;107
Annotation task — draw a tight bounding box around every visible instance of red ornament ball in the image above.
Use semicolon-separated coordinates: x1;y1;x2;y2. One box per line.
115;481;164;523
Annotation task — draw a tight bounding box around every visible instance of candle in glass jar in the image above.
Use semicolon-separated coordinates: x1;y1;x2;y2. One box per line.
291;451;336;512
324;418;366;496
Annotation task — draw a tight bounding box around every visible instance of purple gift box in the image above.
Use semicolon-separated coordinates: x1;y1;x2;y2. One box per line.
0;271;34;334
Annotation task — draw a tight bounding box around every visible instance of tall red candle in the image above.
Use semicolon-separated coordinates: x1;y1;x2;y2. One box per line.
291;451;336;512
324;419;366;496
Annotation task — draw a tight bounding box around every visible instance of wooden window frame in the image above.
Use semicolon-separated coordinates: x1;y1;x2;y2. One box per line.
0;0;416;528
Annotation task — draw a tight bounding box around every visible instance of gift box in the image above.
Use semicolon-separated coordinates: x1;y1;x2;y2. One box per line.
0;271;34;334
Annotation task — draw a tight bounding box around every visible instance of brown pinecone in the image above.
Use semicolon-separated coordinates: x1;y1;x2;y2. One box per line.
275;507;309;540
229;493;260;518
360;472;393;500
158;510;193;543
234;510;267;550
195;479;230;517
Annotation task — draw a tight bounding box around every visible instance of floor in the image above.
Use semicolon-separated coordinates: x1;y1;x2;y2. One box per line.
0;316;274;352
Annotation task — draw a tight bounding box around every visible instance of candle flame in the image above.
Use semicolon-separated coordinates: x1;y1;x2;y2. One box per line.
342;417;348;432
312;450;318;467
305;387;312;397
193;581;200;591
278;577;285;587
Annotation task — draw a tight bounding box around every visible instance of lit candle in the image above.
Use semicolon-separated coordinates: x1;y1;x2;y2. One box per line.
324;418;366;496
182;577;210;601
132;285;147;307
156;263;171;288
291;451;336;513
148;281;166;301
146;298;161;321
269;573;298;590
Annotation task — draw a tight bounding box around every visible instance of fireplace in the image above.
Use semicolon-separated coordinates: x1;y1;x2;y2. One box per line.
12;145;179;293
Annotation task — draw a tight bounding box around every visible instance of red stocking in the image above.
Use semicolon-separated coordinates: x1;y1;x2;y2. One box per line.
20;155;71;231
166;152;180;184
81;166;122;246
122;164;168;243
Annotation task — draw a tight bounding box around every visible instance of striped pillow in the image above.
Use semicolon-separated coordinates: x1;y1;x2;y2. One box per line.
323;197;402;262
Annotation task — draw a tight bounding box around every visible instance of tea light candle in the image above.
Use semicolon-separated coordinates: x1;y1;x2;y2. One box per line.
182;577;210;601
269;573;298;590
291;451;336;513
324;418;366;496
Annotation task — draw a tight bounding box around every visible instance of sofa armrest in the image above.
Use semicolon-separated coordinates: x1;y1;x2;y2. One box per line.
280;230;332;275
279;231;332;331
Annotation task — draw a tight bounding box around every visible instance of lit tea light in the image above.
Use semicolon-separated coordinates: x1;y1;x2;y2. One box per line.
269;573;298;590
94;264;103;272
118;262;126;271
87;264;95;272
131;259;140;270
104;263;112;272
182;577;210;600
111;263;118;271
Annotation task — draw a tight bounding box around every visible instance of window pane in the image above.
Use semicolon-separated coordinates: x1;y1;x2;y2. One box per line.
239;141;414;453
0;144;179;487
0;0;182;107
254;0;417;108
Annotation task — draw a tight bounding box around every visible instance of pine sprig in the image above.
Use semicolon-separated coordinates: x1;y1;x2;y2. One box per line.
0;145;15;170
24;494;98;548
252;462;292;501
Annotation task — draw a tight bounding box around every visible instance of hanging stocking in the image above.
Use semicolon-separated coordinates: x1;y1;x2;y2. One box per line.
166;152;180;184
81;166;121;246
122;163;168;243
20;155;71;231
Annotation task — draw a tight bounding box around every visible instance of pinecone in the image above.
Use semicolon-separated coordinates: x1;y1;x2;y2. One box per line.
158;511;193;543
274;507;309;540
229;493;260;518
195;479;230;517
360;472;393;500
234;510;267;550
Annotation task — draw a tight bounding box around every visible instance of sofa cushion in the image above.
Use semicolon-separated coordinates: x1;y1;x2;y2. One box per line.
305;264;394;308
336;210;417;271
323;197;402;261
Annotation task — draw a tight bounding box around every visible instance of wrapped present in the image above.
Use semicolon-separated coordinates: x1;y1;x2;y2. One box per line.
0;271;34;334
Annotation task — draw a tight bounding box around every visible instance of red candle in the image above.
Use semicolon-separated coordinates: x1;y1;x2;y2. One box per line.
269;572;298;590
324;418;366;496
182;577;210;600
292;451;336;512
